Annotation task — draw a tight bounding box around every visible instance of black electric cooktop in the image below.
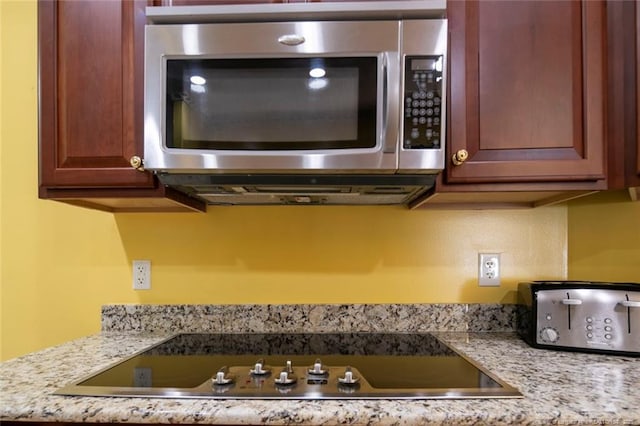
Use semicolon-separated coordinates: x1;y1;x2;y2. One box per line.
55;333;522;399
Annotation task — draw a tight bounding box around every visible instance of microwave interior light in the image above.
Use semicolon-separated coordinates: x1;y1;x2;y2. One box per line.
309;67;326;78
190;75;206;85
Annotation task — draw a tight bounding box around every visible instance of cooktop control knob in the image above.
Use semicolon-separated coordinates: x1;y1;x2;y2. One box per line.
338;366;359;385
250;359;271;376
274;361;297;386
212;366;234;386
308;358;328;376
274;371;297;386
540;327;559;343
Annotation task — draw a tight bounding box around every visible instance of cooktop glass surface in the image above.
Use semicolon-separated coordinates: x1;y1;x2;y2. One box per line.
56;333;522;399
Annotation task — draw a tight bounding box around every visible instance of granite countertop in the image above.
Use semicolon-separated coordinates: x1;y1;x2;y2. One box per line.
1;331;638;425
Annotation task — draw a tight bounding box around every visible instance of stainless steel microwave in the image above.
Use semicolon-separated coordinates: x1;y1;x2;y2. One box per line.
142;1;447;206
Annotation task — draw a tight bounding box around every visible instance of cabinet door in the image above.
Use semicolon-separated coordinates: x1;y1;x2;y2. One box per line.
606;0;639;200
635;0;640;186
629;0;640;199
446;0;606;185
39;0;152;188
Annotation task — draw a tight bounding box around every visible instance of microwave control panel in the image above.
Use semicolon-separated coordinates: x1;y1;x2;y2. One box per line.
403;56;443;150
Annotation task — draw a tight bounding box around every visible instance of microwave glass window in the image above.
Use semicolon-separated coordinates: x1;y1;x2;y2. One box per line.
165;58;377;150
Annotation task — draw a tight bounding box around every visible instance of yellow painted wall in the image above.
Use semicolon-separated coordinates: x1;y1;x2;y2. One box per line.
567;191;640;282
0;0;577;361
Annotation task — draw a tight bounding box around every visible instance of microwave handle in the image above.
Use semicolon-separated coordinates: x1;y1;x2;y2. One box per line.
381;54;394;154
381;52;400;154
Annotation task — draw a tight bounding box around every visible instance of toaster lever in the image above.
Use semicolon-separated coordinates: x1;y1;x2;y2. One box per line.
561;293;582;330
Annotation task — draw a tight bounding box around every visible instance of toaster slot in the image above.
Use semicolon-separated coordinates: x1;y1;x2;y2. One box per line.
561;292;583;330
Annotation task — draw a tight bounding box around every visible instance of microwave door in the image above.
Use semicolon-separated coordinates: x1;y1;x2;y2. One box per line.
144;20;402;173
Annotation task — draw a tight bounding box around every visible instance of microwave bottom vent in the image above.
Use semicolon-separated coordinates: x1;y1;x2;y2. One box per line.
157;174;436;206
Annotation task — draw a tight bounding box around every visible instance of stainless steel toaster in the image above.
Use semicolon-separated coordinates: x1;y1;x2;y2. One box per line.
517;281;639;356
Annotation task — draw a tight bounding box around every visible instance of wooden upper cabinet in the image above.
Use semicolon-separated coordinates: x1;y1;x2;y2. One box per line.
626;0;640;199
38;0;204;212
606;0;639;200
445;0;607;185
39;0;152;188
634;0;640;191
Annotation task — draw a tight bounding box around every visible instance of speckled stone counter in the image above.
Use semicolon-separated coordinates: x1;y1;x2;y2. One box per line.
101;303;519;333
1;331;638;425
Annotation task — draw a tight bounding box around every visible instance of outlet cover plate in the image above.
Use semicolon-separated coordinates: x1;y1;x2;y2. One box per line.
478;253;501;287
132;260;151;290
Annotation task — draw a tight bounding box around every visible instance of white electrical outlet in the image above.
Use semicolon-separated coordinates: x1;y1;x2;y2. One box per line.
132;260;151;290
478;253;501;286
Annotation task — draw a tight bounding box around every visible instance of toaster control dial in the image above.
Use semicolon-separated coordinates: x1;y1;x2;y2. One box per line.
540;327;559;343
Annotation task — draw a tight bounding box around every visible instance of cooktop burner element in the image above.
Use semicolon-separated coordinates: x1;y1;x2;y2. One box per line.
55;333;522;399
